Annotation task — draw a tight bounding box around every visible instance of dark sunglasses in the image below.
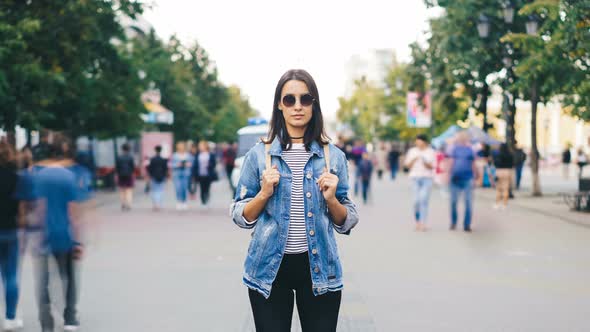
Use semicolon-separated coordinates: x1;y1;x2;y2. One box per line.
282;93;315;107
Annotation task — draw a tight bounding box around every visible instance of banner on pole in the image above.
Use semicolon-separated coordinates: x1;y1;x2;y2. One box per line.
406;92;432;128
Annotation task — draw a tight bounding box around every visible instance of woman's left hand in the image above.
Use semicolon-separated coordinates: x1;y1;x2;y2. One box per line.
317;168;339;201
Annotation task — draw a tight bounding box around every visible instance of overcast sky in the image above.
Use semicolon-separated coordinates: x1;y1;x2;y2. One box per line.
143;1;438;120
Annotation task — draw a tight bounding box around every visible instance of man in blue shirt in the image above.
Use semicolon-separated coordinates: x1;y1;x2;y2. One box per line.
448;131;479;232
23;134;87;332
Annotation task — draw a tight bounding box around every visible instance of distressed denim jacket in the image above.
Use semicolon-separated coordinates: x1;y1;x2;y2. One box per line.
230;139;359;299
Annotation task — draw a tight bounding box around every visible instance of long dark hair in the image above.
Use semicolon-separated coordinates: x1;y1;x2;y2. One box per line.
264;69;329;151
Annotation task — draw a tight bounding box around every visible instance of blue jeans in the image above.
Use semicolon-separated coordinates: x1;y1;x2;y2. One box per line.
150;179;165;207
35;250;78;329
515;165;524;189
172;172;189;202
450;179;473;229
0;232;19;319
412;177;433;224
391;163;399;180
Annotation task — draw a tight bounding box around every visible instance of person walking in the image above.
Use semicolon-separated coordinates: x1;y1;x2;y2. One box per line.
115;143;135;211
171;142;192;211
26;134;87;332
388;144;400;180
223;143;237;182
562;143;572;179
448;131;478;232
403;134;435;231
375;142;388;180
576;148;588;179
190;141;218;207
513;144;527;190
146;146;168;211
358;152;373;204
0;141;24;330
493;143;514;210
230;69;359;332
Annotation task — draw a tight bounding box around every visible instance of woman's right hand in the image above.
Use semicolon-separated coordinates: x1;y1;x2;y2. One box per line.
260;165;280;198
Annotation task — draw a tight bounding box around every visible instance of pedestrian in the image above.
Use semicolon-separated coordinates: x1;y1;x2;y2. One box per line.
146;145;168;211
25;134;87;332
171;142;192;211
222;142;237;187
230;69;359;332
575;148;588;178
493;143;514;210
190;141;217;207
31;130;51;162
403;134;435;231
115;143;135;211
188;142;198;199
0;141;24;330
388;143;400;180
562;143;572;179
350;140;366;196
358;152;373;204
448;131;478;232
375;142;388;180
513;143;527;190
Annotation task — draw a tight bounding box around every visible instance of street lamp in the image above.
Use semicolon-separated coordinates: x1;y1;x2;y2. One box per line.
526;15;539;36
477;14;491;38
502;1;515;24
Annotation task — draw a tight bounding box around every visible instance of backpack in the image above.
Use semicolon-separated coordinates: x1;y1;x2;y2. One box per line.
117;156;134;177
513;149;526;165
149;157;168;182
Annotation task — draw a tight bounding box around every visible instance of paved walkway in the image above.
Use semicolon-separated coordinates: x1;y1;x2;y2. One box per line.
7;170;590;331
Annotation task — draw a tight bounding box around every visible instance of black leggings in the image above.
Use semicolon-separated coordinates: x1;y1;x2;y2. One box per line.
248;253;341;332
193;177;212;205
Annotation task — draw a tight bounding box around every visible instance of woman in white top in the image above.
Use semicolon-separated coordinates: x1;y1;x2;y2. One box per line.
404;134;436;231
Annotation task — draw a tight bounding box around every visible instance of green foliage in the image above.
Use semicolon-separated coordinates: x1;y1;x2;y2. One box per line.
0;1;258;142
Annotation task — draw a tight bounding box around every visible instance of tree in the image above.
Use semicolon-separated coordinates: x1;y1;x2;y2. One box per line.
502;0;579;196
212;86;257;142
0;0;146;141
336;77;387;143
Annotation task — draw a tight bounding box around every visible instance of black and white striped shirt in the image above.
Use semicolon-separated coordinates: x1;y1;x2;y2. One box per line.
282;143;311;254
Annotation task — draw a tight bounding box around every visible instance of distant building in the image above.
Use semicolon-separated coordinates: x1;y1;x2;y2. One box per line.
473;91;590;156
343;49;396;97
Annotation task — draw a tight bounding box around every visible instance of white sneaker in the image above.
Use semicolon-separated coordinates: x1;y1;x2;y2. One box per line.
493;204;500;210
64;324;80;331
176;202;182;211
3;318;23;330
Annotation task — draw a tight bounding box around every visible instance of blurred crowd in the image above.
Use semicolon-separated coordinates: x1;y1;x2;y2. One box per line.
1;133;93;331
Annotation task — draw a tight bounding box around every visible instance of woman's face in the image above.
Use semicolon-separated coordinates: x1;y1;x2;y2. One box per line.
176;142;185;153
278;80;314;132
198;141;208;153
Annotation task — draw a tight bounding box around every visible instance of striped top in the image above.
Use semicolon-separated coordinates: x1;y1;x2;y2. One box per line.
282;143;311;254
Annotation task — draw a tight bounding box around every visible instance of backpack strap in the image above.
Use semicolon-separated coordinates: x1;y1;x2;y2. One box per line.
265;143;271;170
323;143;330;172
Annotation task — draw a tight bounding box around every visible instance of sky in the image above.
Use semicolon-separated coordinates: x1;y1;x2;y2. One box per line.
143;0;438;121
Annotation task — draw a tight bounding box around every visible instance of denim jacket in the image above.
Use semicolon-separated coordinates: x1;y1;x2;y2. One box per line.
230;139;359;299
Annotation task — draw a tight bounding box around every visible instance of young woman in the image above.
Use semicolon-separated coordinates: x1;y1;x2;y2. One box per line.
171;142;193;210
0;141;24;330
403;134;435;231
230;69;359;332
115;143;135;211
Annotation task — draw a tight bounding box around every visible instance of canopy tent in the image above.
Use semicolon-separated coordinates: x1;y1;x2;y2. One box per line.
431;125;502;149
